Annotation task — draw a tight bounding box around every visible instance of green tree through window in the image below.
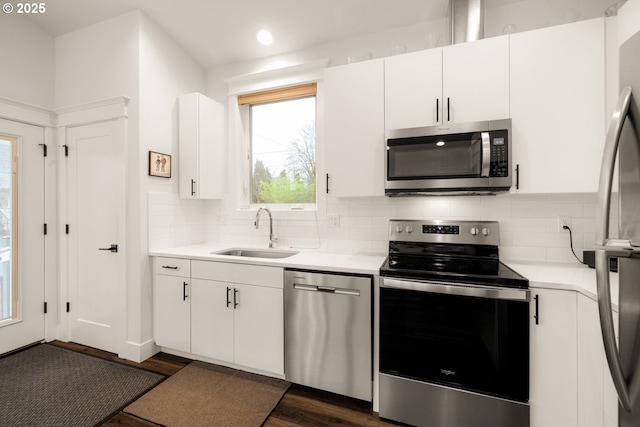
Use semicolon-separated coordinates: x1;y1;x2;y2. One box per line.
250;96;316;204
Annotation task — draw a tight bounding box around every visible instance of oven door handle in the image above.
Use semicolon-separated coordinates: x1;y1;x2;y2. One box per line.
381;278;530;302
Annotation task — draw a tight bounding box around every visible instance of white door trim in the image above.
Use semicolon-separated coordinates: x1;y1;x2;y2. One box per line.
57;97;128;358
0;98;57;345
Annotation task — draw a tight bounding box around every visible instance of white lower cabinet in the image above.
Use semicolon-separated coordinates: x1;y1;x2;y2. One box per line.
191;278;234;362
578;293;619;427
190;260;284;376
530;288;577;427
153;257;284;376
530;287;620;427
191;278;284;375
153;257;192;353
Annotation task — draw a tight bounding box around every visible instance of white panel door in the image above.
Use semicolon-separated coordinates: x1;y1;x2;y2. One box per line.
190;278;234;363
324;58;385;198
0;119;45;355
442;35;510;124
385;48;443;129
66;119;125;354
530;288;578;427
233;283;284;375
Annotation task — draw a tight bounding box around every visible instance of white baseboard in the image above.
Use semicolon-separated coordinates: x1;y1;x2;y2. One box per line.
125;339;159;363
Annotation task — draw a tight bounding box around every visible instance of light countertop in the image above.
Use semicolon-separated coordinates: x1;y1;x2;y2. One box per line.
150;244;619;310
150;243;388;276
505;261;619;311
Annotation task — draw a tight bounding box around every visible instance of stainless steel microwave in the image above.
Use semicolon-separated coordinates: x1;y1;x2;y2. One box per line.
385;119;512;196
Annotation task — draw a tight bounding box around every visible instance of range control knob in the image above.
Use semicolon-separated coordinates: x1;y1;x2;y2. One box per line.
405;225;414;233
482;227;491;237
395;225;404;233
469;227;479;236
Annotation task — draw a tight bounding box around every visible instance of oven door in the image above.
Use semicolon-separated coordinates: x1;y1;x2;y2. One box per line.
380;278;530;402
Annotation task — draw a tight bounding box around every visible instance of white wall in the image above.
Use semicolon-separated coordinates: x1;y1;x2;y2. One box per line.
174;0;618;267
0;14;55;108
138;12;206;350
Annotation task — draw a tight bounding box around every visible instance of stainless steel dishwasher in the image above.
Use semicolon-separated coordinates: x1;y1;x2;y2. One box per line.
284;269;372;401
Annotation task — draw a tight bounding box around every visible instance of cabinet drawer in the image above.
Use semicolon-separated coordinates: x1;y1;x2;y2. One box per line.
191;260;283;288
154;257;190;277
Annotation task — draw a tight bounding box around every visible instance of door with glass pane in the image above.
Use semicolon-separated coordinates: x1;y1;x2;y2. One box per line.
0;119;45;355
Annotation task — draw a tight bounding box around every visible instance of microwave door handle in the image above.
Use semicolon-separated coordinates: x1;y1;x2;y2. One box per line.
481;131;491;177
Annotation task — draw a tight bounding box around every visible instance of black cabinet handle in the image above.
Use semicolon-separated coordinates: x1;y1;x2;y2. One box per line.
233;288;239;309
436;98;439;123
326;173;329;194
183;281;188;301
226;287;231;308
516;164;520;190
162;265;178;270
534;294;539;325
447;97;450;122
191;179;196;196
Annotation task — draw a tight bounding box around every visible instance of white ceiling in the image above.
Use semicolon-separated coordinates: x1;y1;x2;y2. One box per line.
26;0;523;69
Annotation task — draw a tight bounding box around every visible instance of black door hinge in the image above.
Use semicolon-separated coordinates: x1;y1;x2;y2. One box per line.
44;224;47;235
66;302;70;313
38;143;47;157
44;302;47;314
65;224;69;234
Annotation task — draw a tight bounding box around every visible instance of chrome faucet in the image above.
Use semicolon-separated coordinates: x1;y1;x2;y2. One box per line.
254;207;277;248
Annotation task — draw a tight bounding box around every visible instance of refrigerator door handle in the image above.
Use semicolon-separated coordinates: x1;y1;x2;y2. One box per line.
595;249;632;411
596;86;632;246
595;86;636;412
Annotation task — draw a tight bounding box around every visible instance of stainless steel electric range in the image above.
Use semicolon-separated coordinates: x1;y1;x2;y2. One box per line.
379;219;530;427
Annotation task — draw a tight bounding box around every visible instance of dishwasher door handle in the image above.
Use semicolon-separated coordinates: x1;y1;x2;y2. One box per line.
293;283;360;296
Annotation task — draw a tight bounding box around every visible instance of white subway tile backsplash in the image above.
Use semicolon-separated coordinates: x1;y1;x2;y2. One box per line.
148;192;607;263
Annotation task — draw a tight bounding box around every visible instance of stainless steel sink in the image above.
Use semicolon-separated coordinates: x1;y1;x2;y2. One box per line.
212;248;299;259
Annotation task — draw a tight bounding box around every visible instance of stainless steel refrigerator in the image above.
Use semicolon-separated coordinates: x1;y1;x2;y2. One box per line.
596;29;640;426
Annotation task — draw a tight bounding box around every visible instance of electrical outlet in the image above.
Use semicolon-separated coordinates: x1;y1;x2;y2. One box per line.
328;214;340;228
558;216;572;232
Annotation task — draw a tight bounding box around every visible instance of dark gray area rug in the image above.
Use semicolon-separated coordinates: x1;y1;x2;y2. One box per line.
0;343;165;427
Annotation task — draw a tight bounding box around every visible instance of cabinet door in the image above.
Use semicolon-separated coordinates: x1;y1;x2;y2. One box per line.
578;294;605;427
385;48;443;129
191;278;234;363
510;18;605;193
530;288;577;427
178;92;224;199
154;274;190;353
233;283;284;375
442;35;509;124
325;59;384;197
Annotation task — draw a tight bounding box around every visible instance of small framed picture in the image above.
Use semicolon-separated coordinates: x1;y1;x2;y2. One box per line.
149;151;171;178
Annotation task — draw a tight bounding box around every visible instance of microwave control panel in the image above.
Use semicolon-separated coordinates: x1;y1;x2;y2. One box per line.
489;131;509;177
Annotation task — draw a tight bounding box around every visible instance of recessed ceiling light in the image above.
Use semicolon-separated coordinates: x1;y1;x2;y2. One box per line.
256;29;274;46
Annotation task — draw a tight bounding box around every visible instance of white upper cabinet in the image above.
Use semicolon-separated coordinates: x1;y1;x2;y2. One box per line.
510;18;605;193
442;35;510;124
384;35;509;130
385;48;443;129
324;58;385;198
178;92;224;199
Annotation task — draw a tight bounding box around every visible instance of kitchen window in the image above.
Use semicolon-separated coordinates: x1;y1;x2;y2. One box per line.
238;83;317;207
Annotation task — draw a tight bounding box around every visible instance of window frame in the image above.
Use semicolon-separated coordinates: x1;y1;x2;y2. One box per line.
239;83;318;211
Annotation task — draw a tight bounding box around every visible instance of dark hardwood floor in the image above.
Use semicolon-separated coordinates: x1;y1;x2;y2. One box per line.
49;341;406;427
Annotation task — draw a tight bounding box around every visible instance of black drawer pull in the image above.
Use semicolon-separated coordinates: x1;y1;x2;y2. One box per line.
162;265;178;270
